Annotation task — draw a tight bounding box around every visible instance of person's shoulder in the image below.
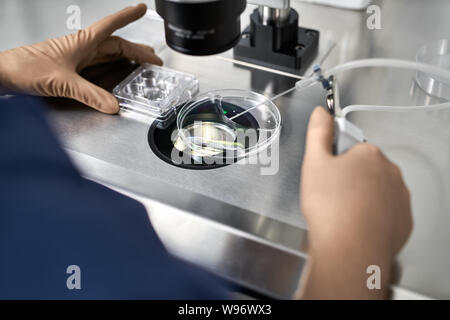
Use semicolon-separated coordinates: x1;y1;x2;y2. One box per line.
0;94;75;174
0;94;47;114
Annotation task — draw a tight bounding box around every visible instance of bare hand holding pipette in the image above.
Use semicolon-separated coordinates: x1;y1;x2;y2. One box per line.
298;107;413;300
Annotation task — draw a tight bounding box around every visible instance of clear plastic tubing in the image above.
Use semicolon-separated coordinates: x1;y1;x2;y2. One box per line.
295;58;450;117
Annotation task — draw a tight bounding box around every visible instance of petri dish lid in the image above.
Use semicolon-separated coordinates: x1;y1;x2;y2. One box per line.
416;39;450;100
176;89;281;159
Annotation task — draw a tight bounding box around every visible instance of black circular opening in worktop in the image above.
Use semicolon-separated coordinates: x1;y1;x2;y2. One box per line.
148;102;260;170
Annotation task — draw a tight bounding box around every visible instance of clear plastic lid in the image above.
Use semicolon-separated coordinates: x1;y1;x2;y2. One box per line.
176;89;281;160
416;39;450;100
113;63;199;122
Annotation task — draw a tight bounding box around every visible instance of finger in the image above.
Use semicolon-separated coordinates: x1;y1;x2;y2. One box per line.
88;3;147;41
352;143;391;164
304;106;335;158
136;43;155;53
93;36;163;66
66;74;120;114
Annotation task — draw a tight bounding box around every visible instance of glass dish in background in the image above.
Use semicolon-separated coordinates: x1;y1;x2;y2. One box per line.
113;64;199;129
416;39;450;101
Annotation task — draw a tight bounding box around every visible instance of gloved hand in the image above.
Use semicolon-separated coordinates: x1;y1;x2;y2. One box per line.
0;3;162;114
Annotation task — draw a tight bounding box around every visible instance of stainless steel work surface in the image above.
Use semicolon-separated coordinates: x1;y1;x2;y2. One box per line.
1;0;450;299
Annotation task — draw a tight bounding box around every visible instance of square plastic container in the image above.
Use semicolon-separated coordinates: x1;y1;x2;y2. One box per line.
113;63;199;128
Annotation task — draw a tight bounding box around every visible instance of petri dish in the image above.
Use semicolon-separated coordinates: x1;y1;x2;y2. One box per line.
176;89;281;160
416;39;450;100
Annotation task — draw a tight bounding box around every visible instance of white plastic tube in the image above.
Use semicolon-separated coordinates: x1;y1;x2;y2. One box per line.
295;58;450;117
324;58;450;83
342;102;450;117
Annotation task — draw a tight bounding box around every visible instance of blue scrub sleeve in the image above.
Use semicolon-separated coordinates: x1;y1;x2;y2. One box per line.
0;96;228;299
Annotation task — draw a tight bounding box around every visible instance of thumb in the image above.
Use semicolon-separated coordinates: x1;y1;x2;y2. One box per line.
66;74;119;114
304;106;334;158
